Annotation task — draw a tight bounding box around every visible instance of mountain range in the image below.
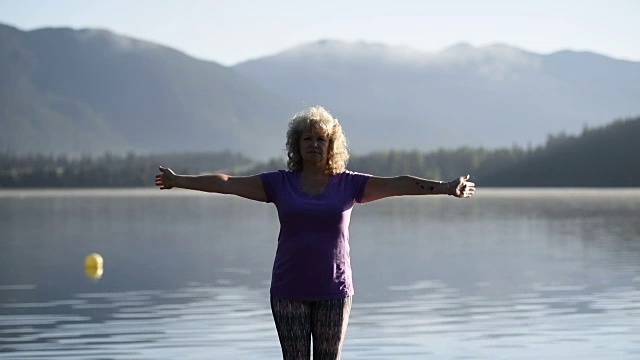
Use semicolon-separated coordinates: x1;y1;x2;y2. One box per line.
2;23;639;159
0;23;294;158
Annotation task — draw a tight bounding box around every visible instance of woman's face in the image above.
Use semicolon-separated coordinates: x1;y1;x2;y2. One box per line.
299;126;330;166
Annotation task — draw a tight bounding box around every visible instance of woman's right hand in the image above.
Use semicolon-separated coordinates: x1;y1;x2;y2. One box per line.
155;166;177;190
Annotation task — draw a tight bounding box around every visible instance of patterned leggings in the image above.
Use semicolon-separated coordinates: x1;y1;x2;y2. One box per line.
270;295;352;360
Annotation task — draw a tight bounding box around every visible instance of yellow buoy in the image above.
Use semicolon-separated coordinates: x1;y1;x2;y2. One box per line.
85;253;104;280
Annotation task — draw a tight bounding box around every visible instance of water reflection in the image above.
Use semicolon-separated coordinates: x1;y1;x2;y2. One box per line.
1;285;280;359
1;189;639;359
3;280;638;359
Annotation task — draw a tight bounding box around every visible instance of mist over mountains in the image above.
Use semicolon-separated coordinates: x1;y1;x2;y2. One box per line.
2;23;639;159
234;40;640;153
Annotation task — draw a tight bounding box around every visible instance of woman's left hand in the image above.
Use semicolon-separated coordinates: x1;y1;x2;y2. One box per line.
449;175;476;198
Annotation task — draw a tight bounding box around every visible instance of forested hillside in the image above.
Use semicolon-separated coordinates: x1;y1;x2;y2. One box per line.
477;117;640;186
2;117;638;188
0;23;294;158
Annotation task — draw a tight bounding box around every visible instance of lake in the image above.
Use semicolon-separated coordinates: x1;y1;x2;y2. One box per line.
1;188;639;359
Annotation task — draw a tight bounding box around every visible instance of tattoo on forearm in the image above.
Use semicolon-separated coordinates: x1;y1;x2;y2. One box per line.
415;182;435;192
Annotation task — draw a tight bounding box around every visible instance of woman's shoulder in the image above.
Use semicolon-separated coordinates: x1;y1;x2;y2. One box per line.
259;169;297;181
334;170;372;185
261;169;294;175
339;170;372;178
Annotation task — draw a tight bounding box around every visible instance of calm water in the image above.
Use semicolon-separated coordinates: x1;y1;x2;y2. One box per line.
1;188;639;359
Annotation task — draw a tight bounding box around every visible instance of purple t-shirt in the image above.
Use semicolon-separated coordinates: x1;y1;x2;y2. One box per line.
259;170;371;300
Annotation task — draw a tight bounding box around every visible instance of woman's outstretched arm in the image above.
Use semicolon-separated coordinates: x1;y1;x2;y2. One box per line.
361;174;475;203
155;166;268;202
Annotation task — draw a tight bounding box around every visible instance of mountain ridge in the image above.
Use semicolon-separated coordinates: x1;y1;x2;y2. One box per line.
1;23;297;158
234;39;640;154
2;23;639;158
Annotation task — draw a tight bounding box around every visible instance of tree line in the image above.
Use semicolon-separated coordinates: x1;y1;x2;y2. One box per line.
2;116;639;188
0;151;254;188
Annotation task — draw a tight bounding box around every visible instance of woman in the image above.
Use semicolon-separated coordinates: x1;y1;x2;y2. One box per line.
155;106;475;360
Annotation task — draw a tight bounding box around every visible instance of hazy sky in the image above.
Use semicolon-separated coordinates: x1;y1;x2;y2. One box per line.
1;0;638;66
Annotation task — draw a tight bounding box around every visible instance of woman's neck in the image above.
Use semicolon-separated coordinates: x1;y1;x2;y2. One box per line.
301;162;327;176
299;165;330;195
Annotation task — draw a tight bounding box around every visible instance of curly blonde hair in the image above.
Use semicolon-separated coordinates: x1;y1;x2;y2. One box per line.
286;106;349;175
